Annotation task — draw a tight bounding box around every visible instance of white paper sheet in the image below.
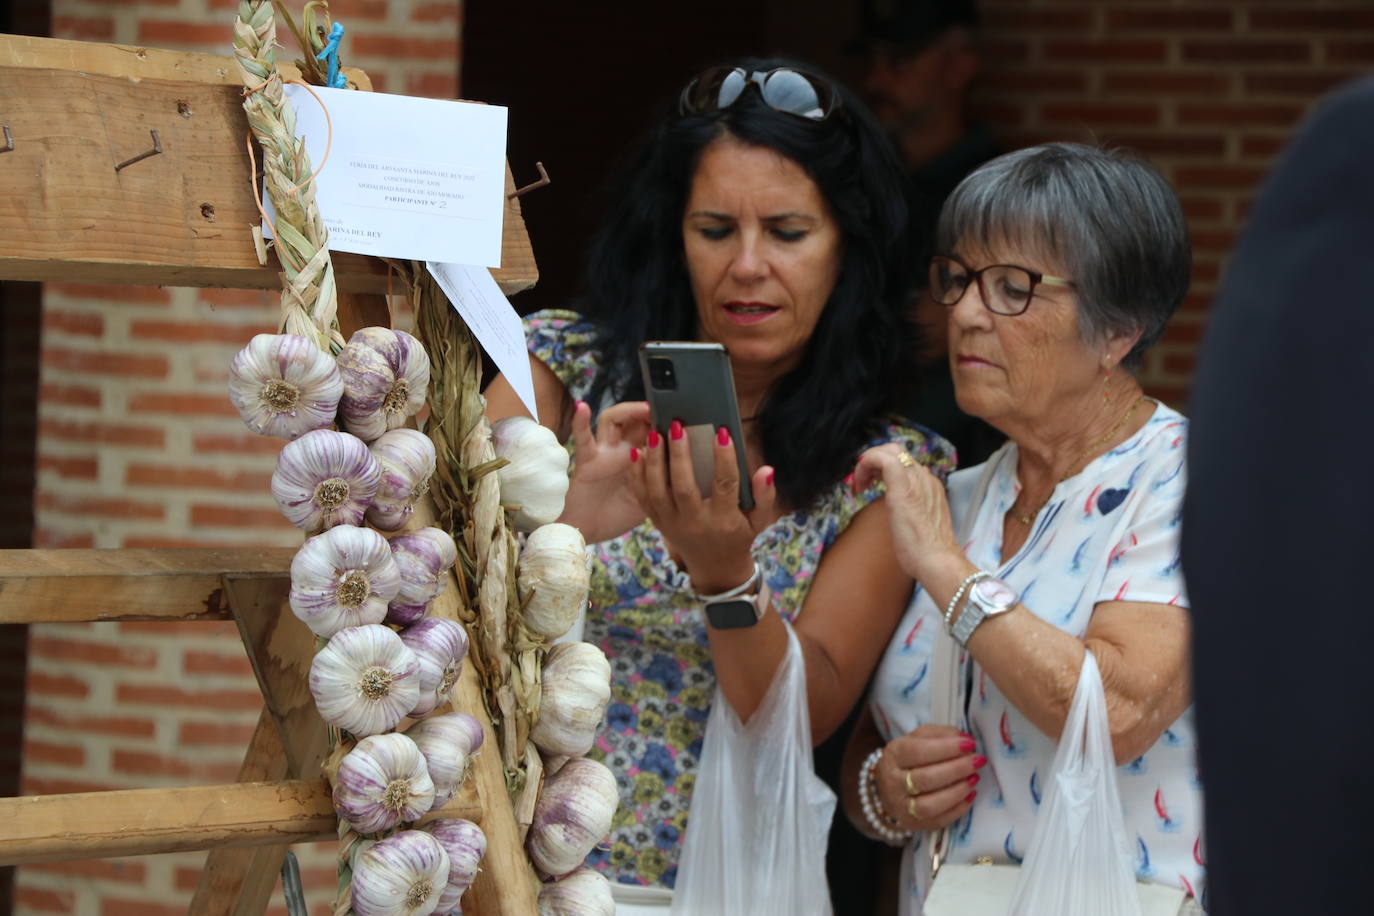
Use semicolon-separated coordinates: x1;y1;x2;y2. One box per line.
426;262;538;423
269;85;508;267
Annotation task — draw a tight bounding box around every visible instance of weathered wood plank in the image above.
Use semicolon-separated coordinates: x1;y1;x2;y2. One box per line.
0;777;481;867
0;548;294;623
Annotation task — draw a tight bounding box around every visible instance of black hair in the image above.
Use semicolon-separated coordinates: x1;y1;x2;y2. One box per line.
576;57;918;509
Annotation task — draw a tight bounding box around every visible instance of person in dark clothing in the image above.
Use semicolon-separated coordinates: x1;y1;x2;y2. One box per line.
1182;77;1374;916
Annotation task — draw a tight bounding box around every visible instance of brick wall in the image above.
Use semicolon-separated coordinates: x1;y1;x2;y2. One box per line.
19;2;461;914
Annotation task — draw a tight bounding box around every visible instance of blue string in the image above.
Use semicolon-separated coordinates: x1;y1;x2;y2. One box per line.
315;22;347;89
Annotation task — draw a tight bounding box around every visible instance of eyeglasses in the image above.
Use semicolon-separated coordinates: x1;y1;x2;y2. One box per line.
928;254;1075;316
679;67;841;122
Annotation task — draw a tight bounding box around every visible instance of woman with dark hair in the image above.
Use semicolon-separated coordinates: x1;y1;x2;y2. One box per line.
484;59;953;903
843;143;1204;913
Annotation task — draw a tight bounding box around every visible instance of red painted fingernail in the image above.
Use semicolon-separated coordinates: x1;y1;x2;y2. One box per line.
576;400;588;411
716;426;730;447
972;755;988;769
647;429;661;449
670;420;684;441
967;774;981;787
959;739;976;753
766;468;775;487
965;791;977;804
629;447;640;463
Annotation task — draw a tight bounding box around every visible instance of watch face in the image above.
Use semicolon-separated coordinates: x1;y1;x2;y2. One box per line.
705;598;760;630
973;577;1018;611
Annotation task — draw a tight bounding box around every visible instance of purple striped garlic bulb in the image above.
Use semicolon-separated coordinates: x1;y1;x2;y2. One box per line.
310;624;420;737
272;428;381;532
337;327;430;443
333;732;436;835
399;618;470;717
537;867;615;916
491;416;571;532
227;333;342;440
387;527;459;626
366;429;437;532
422;818;487;914
290;525;401;638
404;711;484;810
526;757;619;878
529;643;612;758
351;829;450;916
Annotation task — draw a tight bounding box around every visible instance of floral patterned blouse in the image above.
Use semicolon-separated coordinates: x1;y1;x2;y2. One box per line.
524;309;956;889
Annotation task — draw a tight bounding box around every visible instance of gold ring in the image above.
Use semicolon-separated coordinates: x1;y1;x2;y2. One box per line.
907;796;919;817
897;451;916;469
904;769;919;796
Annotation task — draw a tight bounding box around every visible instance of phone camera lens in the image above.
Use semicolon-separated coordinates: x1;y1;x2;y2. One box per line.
648;357;677;390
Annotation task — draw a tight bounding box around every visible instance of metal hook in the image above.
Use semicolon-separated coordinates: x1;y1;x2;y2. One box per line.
114;129;163;172
1;125;13;154
508;161;550;200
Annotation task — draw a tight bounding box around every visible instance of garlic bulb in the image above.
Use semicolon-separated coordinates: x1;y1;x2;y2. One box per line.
351;829;450;916
388;527;459;626
422;818;487;914
272;428;382;532
337;327;430;442
310;625;420;737
527;757;619;878
366;429;437;532
530;643;612;758
290;525;402;638
491;416;571;531
399;618;469;717
228;333;342;440
518;524;591;640
404;711;484;809
537;867;615;916
333;733;436;835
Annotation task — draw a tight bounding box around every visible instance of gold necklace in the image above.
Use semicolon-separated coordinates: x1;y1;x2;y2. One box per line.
1009;396;1150;525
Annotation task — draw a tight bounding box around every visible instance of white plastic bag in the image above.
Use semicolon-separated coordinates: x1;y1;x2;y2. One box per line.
1008;650;1145;916
671;622;836;916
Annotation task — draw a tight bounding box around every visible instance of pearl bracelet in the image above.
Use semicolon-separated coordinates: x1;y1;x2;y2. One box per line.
858;748;914;847
944;570;991;631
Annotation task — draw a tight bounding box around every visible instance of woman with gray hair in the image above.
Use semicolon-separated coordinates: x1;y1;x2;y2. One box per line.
841;143;1205;913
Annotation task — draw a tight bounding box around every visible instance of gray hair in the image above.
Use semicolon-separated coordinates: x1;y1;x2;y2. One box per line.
935;142;1190;369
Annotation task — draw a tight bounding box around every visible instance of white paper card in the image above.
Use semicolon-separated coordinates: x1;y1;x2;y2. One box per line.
426;261;537;423
271;85;507;267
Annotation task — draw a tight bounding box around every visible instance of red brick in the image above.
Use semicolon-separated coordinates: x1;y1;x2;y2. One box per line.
980;40;1031;63
27;706;157;738
1161;322;1208;346
129;319;264;344
1191;261;1223;286
1106;9;1234;30
26;671;90;699
1102;73;1231;95
40;382;102;408
127;391;239;417
1179;197;1225;222
1174;166;1269;191
1102;133;1228;158
1182;41;1311;64
101;900;194;916
1190;229;1238;253
52;15;114;42
29;635;158;668
406;72;459;99
42;309;105;337
1251;9;1374;30
111;749;242;781
137;20;238;48
27;859;148;883
34;493;165;521
984;8;1094;29
32;530;96;548
183;649;255;677
14;886;73;913
1143;383;1191;406
197;287;272;308
121;535;250;548
118;620;234;636
125;463;271;491
42;347;168;379
1241;135;1288;158
352;34;458;60
1327;41;1374;63
39;419;164;448
412;2;460;22
178;719;258;746
968;101;1024;128
1162;353;1196;376
116;683;264;711
37;455;99;480
979;70;1087;93
1041;103;1161;127
46;283;170;305
1177;103;1303;127
193;431;285;456
191;504;293;528
22;776;120;795
1244;71;1363;96
23;739;86;766
1043;40;1168;63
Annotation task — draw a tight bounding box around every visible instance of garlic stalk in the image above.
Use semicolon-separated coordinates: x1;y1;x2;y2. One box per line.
337;327;430;442
310;624;420;737
387;527;459;626
351;829;450;916
333;733;436;835
537;867;616;916
404;711;484;809
367;428;437;532
518;523;591;641
422;818;487;914
527;757;619;878
227;333;342;440
491;416;571;531
530;643;612;758
290;525;402;638
398;618;470;717
272;428;381;532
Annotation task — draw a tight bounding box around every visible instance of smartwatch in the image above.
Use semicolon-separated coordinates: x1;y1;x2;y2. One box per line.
696;563;766;629
950;575;1019;646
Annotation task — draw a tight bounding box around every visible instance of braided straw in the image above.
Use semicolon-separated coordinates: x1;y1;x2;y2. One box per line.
233;0;345;355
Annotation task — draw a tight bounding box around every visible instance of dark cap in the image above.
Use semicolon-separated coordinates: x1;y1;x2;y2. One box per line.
851;0;980;55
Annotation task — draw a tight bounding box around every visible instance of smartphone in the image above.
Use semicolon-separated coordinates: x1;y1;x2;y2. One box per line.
638;341;754;511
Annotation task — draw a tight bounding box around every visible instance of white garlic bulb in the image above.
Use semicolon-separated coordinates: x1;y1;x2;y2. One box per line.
398;618;469;717
404;711;484;809
351;829;450;916
388;527;459;626
290;525;402;638
530;643;612;759
366;428;437;532
272;428;382;532
227;333;342;440
337;327;430;443
537;867;616;916
491;416;571;531
518;524;591;641
310;625;420;737
422;818;487;914
333;732;436;835
527;757;619;878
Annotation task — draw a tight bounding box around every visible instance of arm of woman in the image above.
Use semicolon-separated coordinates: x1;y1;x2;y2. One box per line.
484;354;574;436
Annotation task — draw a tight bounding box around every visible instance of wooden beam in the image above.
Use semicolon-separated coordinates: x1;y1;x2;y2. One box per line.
0;548;293;623
0;778;481;867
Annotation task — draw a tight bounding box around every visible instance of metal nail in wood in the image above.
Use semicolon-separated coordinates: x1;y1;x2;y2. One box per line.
114;129;163;172
0;125;12;154
508;161;550;199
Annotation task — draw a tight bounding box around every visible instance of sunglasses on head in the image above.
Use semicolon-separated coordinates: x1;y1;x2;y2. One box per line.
679;66;842;122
